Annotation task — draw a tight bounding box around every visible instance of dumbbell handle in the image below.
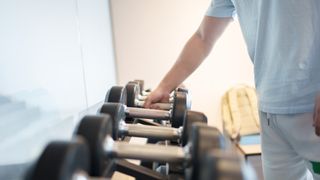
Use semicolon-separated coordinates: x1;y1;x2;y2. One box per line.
122;124;182;140
138;94;174;102
125;107;171;120
135;100;172;110
141;90;151;96
141;88;188;97
104;136;187;163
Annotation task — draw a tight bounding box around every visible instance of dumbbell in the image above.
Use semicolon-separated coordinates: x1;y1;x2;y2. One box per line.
28;138;181;180
27;139;103;180
74;115;226;179
199;150;257;180
126;82;191;110
106;85;172;110
105;87;187;128
99;103;207;145
28;140;249;180
28;138;171;180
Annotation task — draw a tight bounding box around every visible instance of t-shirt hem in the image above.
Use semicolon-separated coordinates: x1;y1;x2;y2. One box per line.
258;103;315;114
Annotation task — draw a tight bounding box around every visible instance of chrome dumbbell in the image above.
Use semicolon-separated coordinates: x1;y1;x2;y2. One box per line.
74;115;226;179
99;103;207;145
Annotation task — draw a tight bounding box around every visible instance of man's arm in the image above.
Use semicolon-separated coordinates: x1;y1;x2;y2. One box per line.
144;16;232;108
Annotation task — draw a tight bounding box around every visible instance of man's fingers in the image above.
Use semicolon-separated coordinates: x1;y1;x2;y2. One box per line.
150;104;160;109
143;97;151;108
159;94;170;103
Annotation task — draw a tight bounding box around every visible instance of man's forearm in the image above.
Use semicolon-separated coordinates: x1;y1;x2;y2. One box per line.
156;16;232;93
157;32;212;92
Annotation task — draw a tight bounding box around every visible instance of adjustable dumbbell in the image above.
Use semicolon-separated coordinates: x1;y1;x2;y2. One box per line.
75;115;226;179
105;87;187;128
99;103;207;145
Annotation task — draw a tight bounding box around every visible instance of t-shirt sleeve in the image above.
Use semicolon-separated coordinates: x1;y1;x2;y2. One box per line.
206;0;235;18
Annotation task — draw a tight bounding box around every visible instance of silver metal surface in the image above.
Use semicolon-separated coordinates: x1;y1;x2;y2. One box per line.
141;91;150;96
126;107;171;120
114;142;185;163
138;93;174;101
135;100;172;110
138;94;147;101
126;124;180;140
72;171;89;180
118;119;128;133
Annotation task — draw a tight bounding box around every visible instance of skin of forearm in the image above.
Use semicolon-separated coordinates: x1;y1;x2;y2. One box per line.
157;16;232;93
158;33;212;93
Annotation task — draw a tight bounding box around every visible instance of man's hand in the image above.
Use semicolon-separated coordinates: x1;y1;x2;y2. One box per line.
143;87;171;109
313;93;320;136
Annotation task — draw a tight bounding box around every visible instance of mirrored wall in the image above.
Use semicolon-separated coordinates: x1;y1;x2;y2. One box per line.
0;0;116;178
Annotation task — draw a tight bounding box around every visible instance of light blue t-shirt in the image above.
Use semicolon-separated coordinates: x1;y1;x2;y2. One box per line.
207;0;320;114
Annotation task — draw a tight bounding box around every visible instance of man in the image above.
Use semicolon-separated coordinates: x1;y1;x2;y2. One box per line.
144;0;320;179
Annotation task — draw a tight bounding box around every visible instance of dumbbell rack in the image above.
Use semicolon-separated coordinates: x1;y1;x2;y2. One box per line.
25;80;253;180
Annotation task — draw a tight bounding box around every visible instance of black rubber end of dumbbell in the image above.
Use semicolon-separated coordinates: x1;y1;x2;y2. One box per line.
171;92;187;128
125;83;140;107
200;150;246;180
30;139;89;180
190;123;226;180
100;102;126;139
105;86;127;105
199;151;219;180
176;87;188;93
75;115;113;176
181;111;208;146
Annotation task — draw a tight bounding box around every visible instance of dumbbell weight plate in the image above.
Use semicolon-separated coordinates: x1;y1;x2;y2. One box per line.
125;83;140;107
75;115;113;176
171;92;187;128
105;86;127;105
133;80;144;95
176;87;188;93
181;111;208;146
189;123;226;180
201;150;257;180
30;139;89;180
99;103;126;140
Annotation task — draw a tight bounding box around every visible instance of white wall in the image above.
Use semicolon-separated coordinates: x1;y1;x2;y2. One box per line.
0;0;116;167
111;0;254;129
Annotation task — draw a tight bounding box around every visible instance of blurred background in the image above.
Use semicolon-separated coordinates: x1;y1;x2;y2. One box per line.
0;0;253;178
